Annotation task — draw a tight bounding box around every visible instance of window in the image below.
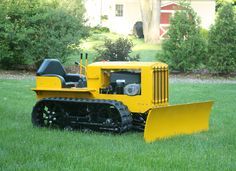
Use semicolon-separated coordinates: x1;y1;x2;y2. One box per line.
115;4;123;17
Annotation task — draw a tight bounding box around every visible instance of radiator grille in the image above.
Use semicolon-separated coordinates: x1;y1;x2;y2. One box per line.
153;67;168;104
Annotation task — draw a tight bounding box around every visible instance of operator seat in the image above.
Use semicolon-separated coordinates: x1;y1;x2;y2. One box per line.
37;59;86;88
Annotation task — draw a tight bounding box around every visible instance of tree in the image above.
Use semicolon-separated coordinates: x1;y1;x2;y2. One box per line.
157;3;207;72
208;3;236;74
216;0;236;10
0;0;88;69
139;0;161;43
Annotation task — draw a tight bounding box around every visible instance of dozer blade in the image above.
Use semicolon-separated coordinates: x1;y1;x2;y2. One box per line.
144;101;213;143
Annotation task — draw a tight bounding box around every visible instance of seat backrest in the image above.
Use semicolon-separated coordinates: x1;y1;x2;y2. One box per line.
36;59;66;77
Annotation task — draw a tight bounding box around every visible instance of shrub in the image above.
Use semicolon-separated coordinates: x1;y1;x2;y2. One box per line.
157;3;207;72
90;26;110;34
0;0;88;69
207;3;236;74
200;28;209;40
94;38;140;61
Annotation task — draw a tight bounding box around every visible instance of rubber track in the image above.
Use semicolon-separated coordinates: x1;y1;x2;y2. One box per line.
33;97;133;133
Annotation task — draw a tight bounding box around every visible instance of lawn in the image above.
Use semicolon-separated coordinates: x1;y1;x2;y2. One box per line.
0;78;235;170
66;32;161;65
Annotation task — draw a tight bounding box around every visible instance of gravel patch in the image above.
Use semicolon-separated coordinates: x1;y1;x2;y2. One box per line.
170;75;236;84
0;70;235;83
0;70;34;80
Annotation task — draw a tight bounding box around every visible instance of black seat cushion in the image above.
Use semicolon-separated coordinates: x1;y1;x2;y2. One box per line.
37;59;85;88
37;59;66;77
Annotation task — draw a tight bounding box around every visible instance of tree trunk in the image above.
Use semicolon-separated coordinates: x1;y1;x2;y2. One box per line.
139;0;161;44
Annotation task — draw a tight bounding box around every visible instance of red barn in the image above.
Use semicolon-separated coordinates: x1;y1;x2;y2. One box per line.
160;2;183;38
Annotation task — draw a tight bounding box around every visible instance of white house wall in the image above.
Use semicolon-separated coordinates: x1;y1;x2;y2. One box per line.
84;0;101;26
190;0;216;29
84;0;112;27
85;0;215;34
108;0;141;35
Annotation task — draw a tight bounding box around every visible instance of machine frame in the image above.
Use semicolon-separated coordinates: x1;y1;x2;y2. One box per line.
33;61;169;113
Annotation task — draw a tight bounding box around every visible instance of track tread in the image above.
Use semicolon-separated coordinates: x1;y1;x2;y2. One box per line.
32;97;133;133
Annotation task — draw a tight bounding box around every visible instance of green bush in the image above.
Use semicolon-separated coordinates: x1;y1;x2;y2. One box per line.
0;0;88;69
200;28;209;40
207;3;236;74
216;0;236;11
90;26;110;34
157;4;207;72
94;38;140;61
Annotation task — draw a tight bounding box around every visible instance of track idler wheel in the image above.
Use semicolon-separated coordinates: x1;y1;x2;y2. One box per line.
32;100;66;129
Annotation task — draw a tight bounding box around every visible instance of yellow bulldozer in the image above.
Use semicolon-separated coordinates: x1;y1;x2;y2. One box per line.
31;56;213;142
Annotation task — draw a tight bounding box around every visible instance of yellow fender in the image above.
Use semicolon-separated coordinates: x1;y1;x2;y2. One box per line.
144;101;214;143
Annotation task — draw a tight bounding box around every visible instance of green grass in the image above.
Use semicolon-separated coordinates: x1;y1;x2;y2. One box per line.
0;78;236;170
66;33;161;65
